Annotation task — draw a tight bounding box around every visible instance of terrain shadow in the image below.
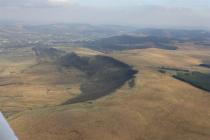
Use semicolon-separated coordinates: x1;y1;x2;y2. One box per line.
32;47;137;105
60;53;138;104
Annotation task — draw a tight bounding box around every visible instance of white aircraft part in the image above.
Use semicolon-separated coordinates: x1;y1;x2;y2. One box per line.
0;112;18;140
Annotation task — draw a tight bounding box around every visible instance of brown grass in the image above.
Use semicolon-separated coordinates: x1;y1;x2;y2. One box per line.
2;45;210;140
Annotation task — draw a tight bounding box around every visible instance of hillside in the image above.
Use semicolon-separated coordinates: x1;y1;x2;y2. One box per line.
60;53;137;104
8;46;210;140
0;26;210;140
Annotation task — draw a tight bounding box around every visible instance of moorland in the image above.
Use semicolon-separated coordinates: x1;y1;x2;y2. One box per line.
0;24;210;140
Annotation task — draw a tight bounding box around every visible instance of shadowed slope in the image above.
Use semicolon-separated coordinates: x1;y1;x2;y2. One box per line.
60;53;137;104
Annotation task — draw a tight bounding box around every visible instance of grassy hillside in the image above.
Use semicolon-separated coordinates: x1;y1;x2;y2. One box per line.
1;26;210;140
10;47;210;140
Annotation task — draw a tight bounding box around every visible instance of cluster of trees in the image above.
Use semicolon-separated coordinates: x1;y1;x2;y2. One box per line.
174;72;210;91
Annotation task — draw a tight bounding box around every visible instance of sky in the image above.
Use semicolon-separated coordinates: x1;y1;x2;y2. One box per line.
0;0;210;29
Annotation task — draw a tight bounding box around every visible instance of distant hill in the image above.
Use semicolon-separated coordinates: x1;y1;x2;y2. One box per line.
86;35;177;51
1;24;210;50
136;29;210;41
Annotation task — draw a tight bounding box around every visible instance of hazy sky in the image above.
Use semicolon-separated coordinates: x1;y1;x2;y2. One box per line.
72;0;210;8
0;0;210;28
